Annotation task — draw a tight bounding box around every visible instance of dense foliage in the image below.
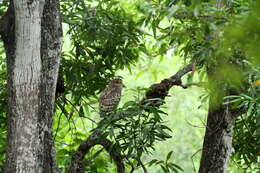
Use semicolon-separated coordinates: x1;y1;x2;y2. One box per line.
0;0;259;172
136;0;259;171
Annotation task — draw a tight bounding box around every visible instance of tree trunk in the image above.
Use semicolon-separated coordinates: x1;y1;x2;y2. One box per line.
198;97;235;173
0;0;62;172
5;0;45;172
198;1;237;172
39;0;62;173
39;0;62;172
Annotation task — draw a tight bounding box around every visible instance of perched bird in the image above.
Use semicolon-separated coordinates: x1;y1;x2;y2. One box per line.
99;78;123;115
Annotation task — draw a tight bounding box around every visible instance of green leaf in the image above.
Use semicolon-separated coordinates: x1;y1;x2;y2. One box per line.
79;106;84;117
160;165;169;173
168;166;179;173
148;159;158;166
166;151;173;162
155;160;164;165
56;149;69;157
123;101;137;108
168;163;184;172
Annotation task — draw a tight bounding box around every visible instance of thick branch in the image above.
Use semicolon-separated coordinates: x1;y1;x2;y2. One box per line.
169;63;194;81
68;129;125;173
142;63;193;107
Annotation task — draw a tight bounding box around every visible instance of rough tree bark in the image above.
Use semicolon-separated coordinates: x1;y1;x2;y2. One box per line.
5;0;45;172
0;0;62;172
198;94;237;173
39;0;62;172
198;1;237;173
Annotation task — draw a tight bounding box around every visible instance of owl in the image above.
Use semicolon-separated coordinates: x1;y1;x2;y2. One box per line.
99;78;123;115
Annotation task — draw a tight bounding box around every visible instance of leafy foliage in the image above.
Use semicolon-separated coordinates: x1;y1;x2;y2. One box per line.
60;0;145;99
225;65;260;172
101;100;172;157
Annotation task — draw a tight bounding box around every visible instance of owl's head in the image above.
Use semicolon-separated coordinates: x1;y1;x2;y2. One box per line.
111;78;123;85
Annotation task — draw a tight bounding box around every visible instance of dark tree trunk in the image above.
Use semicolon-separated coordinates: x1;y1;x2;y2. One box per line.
199;97;236;173
39;0;62;173
198;1;237;172
39;0;62;172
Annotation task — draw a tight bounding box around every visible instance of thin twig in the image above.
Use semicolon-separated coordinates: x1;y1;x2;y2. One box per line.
54;111;63;140
191;149;202;173
185;119;205;129
64;97;97;124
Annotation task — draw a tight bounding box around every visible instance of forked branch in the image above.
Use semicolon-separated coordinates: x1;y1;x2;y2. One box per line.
68;129;125;173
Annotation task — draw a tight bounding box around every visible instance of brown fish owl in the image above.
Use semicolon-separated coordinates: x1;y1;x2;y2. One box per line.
99;78;123;115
